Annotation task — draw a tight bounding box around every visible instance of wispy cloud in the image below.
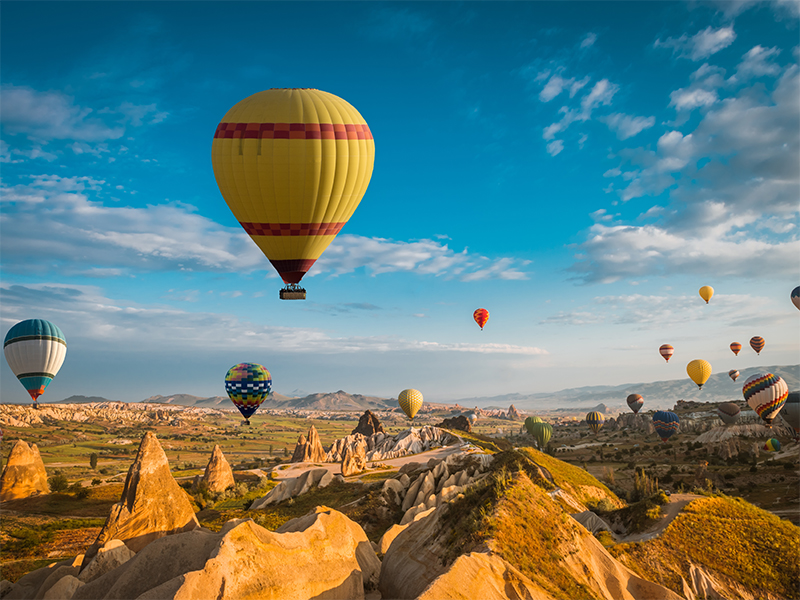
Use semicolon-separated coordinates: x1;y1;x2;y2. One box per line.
602;113;656;140
654;25;736;61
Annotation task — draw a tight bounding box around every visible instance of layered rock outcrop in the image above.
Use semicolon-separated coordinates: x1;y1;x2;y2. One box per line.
82;432;199;567
506;404;522;421
327;426;459;463
0;439;49;501
434;415;472;432
351;410;385;436
196;445;234;493
290;425;327;463
341;441;368;477
249;468;333;509
0;403;223;429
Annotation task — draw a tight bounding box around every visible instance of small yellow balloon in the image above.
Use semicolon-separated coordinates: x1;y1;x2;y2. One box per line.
398;388;423;420
687;359;712;389
699;286;714;304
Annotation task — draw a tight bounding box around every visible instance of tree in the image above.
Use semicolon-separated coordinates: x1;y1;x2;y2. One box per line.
89;453;98;470
49;471;69;493
283;447;289;457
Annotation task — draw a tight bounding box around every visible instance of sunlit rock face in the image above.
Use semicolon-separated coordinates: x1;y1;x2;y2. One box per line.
327;426;459;462
290;425;328;463
81;432;200;568
198;445;235;493
0;439;49;501
351;410;386;436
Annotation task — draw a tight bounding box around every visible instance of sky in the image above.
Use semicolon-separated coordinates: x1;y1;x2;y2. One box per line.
1;1;798;404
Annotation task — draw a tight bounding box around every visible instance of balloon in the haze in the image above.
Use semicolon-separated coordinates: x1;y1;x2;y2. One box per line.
465;412;478;425
728;370;740;382
398;389;423;420
750;336;765;355
473;308;489;331
699;286;714;304
586;411;605;434
627;394;644;414
763;438;781;452
792;286;800;311
687;359;712;389
4;319;67;405
224;363;272;422
211;89;375;296
717;402;741;425
653;411;680;442
659;344;674;363
730;342;742;356
743;373;788;427
524;416;543;435
780;391;799;437
530;422;553;449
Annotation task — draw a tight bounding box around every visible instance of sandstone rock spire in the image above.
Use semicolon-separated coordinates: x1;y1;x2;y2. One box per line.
0;439;49;501
290;425;327;462
199;445;235;493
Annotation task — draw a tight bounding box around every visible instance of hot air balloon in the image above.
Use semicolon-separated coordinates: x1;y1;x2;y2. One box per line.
699;286;714;304
792;286;800;311
398;389;423;420
743;373;788;427
530;422;553;450
653;411;680;442
717;402;740;425
464;412;478;425
473;308;489;331
524;416;543;434
627;394;644;414
781;391;799;438
211;89;375;300
659;344;674;363
750;336;765;355
4;319;67;408
224;363;272;425
730;342;742;356
728;370;740;382
586;412;605;434
687;359;712;389
763;438;781;452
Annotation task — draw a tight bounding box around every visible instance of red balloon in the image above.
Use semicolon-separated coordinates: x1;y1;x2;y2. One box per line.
473;308;489;330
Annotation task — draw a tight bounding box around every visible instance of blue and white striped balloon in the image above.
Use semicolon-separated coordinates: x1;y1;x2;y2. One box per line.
4;319;67;404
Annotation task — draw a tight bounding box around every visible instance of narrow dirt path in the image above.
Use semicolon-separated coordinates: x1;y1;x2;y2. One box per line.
617;493;702;543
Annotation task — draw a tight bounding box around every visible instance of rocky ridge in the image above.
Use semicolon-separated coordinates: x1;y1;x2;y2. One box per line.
0;403;224;429
326;425;459;463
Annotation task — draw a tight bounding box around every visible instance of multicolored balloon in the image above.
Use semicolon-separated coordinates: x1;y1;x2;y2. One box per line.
653;411;680;442
627;394;644;414
743;373;788;427
717;402;740;425
792;286;800;311
729;370;740;382
687;359;712;389
473;308;489;331
763;438;781;452
586;411;605;434
730;342;742;356
781;392;799;437
530;422;553;450
211;89;375;297
659;344;674;363
4;319;67;406
524;416;543;434
398;389;423;420
224;363;272;423
699;286;714;304
750;336;765;355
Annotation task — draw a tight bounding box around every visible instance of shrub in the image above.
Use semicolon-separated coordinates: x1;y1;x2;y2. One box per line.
48;472;69;493
89;453;98;470
91;478;101;486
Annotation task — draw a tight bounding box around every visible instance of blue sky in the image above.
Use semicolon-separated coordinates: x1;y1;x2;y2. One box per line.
1;1;798;403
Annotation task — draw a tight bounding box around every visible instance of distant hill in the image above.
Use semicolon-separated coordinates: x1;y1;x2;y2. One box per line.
262;390;396;411
453;364;799;412
54;395;118;404
143;393;293;408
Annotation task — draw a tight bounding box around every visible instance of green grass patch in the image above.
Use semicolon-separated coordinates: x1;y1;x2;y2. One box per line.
360;471;397;482
447;429;509;453
0;559;57;583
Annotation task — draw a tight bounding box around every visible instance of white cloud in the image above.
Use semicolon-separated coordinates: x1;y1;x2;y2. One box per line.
580;33;597;49
602;113;656;139
669;88;718;111
539;74;589;102
546;140;564;156
734;45;781;80
655;26;736;61
116;102;169;126
541;79;618;142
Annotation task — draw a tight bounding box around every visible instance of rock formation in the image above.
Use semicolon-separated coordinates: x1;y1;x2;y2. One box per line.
250;468;333;509
351;409;385;436
0;439;49;501
81;432;199;568
290;425;327;463
506;404;522;421
434;415;472;432
0;403;224;429
341;442;368;477
327;426;460;463
196;445;234;493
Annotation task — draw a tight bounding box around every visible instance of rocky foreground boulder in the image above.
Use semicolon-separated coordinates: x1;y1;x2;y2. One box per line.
434;415;472;432
3;508;379;600
81;432;199;567
0;439;49;501
290;425;327;463
195;445;234;493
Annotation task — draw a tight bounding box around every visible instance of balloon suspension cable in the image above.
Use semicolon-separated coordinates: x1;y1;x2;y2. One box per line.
280;283;307;300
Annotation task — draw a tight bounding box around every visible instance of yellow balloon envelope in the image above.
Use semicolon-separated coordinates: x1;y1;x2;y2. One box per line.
699;286;714;304
211;88;375;290
687;359;712;389
398;388;423;420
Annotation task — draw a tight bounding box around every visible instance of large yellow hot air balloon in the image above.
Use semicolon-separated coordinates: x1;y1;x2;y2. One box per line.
698;286;714;304
398;389;423;420
211;89;375;299
687;359;712;389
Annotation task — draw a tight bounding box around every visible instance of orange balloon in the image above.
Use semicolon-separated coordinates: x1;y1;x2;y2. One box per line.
473;308;489;330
